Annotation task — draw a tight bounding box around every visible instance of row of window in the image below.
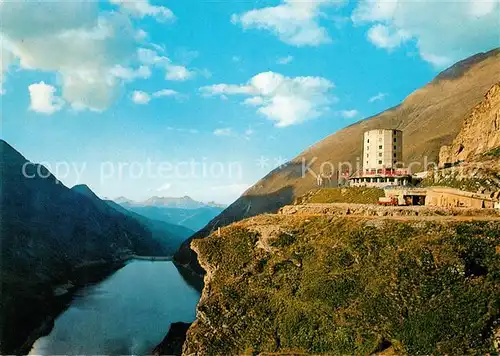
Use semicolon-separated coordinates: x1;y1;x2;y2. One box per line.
366;146;399;151
366;160;398;165
367;153;398;158
366;137;398;144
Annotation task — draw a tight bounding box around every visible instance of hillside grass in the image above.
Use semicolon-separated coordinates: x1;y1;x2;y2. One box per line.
483;146;500;158
187;215;500;355
298;188;385;205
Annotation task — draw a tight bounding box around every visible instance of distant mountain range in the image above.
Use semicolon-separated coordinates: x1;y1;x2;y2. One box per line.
115;195;226;210
114;196;226;232
0;140;190;353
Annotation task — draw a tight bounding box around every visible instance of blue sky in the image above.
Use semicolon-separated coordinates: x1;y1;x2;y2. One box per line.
1;0;498;203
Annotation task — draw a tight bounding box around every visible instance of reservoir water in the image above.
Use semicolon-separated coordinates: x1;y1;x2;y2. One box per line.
29;261;200;355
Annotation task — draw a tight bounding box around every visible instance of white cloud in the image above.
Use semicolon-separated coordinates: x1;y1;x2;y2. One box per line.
232;56;241;62
0;2;181;110
135;29;149;41
28;81;64;114
200;71;335;127
165;64;195;81
245;129;255;136
131;88;180;104
153;89;179;98
232;0;344;46
0;2;148;111
201;83;254;97
243;96;265;106
109;65;151;81
0;44;15;95
137;47;198;82
213;128;234;136
132;90;151;104
352;0;500;67
156;182;172;192
109;0;175;22
368;92;387;103
277;55;294;64
340;109;358;118
367;24;410;50
166;126;199;134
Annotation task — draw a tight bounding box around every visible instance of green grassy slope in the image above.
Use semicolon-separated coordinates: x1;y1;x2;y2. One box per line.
186;215;500;355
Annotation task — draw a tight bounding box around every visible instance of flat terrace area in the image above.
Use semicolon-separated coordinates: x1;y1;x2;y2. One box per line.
278;203;500;221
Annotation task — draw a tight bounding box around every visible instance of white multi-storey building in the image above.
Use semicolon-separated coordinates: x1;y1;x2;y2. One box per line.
349;129;410;187
363;129;403;173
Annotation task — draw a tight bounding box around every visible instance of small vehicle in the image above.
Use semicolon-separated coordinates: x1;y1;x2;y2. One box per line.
377;197;398;206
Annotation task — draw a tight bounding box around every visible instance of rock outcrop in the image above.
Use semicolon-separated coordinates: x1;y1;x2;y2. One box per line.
440;82;500;165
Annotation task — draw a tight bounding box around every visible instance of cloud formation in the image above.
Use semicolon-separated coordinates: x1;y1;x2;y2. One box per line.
131;88;180;104
0;45;15;94
340;109;359;118
277;55;294;65
200;71;335;127
0;1;188;111
352;0;500;66
368;92;387;103
137;48;197;82
213;128;234;136
109;0;175;22
0;2;145;111
232;0;343;46
28;82;65;114
132;90;151;105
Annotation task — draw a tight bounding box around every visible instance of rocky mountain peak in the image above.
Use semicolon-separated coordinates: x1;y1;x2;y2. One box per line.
439;82;500;165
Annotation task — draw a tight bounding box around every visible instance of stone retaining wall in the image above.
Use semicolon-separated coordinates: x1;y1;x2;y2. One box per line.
279;203;500;217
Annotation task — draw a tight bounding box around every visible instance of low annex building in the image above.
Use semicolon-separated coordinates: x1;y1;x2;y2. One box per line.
383;187;500;209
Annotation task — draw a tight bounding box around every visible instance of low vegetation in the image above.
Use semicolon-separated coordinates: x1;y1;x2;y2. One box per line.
483;146;500;158
186;215;500;355
297;187;385;205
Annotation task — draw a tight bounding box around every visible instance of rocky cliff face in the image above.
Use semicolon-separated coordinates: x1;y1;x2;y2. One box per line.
439;82;500;164
184;214;500;355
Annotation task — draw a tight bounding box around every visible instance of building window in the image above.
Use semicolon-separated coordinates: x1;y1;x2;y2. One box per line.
367;146;369;150
394;138;397;143
366;154;369;158
378;160;382;164
394;145;397;150
379;130;383;134
367;139;369;143
366;161;369;165
379;145;382;149
394;160;397;165
379;153;382;157
393;153;397;158
393;130;398;135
